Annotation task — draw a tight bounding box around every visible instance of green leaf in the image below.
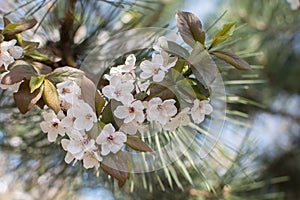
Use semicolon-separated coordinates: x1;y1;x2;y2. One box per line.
176;78;198;100
95;90;106;118
22;40;40;52
2;23;19;35
161;40;190;59
187;42;218;87
13;80;43;114
29;75;45;93
46;66;84;84
145;81;175;101
43;79;60;114
136;91;148;101
126;136;153;152
0;34;4;43
25;50;49;61
210;22;235;48
2;19;37;35
175;11;206;47
1;61;36;85
210;50;251;70
101;100;120;129
170;59;186;81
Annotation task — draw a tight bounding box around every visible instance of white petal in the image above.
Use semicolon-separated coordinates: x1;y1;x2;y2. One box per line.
114;131;127;143
148;97;162;108
83;153;98;169
61;116;74;128
134;111;145;123
102;85;115;99
153;70;165;82
61;139;70;151
40;121;50;133
110;143;123;153
9;46;23;59
47;131;58;142
114;106;129;119
65;152;74;164
101;143;111;156
204;104;213;114
140;71;153;80
152;53;163;64
132;100;144;110
74;118;89;130
67;141;82;154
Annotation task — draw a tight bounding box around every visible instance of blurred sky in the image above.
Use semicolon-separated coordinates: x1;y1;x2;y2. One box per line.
183;0;219;20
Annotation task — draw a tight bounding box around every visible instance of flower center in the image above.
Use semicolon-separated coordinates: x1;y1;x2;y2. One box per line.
62;88;71;94
157;104;163;111
52;122;59;128
153;68;159;74
86;113;93;120
83;139;89;145
114;90;121;97
107;135;114;141
128;106;135;113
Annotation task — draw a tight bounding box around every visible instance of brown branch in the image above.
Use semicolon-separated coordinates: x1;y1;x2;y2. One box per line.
59;0;77;68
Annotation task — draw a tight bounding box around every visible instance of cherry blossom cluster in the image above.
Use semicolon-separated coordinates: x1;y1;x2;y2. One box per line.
102;39;213;134
0;39;23;91
39;80;130;169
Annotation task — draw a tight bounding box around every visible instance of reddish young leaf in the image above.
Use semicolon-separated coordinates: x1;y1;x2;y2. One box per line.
210;50;251;70
13;80;43;114
1;61;36;85
101;163;128;187
43;79;60;114
80;76;97;111
175;11;205;47
100;152;129;188
126;136;153;152
32;62;52;75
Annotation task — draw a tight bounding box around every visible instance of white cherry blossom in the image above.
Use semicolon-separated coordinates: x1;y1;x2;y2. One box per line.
191;99;213;124
120;121;146;135
164;107;191;131
104;54;136;82
96;123;127;156
117;54;136;73
136;80;150;94
153;34;177;52
0;39;23;69
287;0;300;10
114;100;144;123
61;136;102;169
66;101;97;131
82;151;102;169
40;110;65;142
102;75;134;104
140;51;177;82
57;80;81;105
66;138;96;160
146;97;177;125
